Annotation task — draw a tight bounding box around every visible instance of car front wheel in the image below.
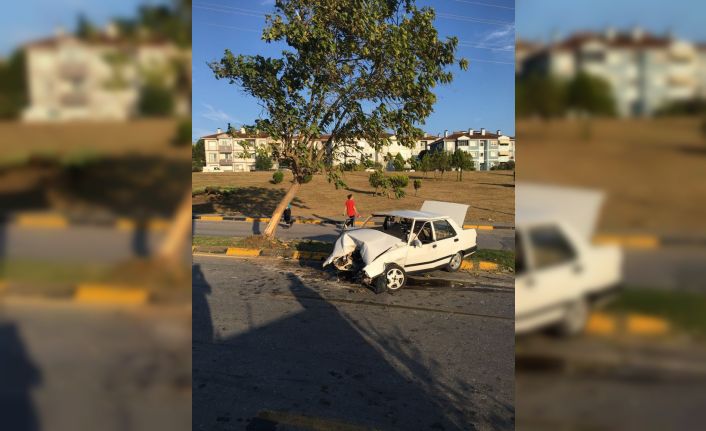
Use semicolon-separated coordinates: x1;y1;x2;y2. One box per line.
446;252;463;272
375;263;407;293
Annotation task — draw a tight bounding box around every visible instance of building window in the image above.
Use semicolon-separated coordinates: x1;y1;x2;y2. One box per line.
456;140;468;147
208;153;216;163
207;141;217;150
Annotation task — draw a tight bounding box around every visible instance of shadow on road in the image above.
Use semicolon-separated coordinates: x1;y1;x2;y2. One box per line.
192;263;512;430
0;322;42;431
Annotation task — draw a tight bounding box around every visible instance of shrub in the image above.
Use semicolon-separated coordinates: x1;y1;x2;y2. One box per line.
255;149;273;170
392;153;406;171
272;170;284;184
369;170;386;195
389;174;408;199
413;179;421;195
301;173;313;184
138;84;174;117
192;161;202;172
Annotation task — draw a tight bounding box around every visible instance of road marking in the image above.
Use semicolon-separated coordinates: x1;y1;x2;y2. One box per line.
226;247;262;256
585;312;617;335
16;213;69;229
74;284;148;305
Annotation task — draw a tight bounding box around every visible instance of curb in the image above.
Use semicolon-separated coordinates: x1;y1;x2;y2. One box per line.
6;211;171;231
585;311;670;336
0;279;151;307
195;247;502;272
192;214;515;230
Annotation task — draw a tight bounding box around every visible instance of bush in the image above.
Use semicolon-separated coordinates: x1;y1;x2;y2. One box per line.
174;118;191;146
369;170;387;195
390;174;408;199
495;161;515;170
272;170;284;184
192;161;202;172
413;179;421;195
255;149;273;170
392;153;406;171
138;84;174;117
301;173;313;184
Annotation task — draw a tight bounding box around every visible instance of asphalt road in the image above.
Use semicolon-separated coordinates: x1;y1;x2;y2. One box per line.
193;254;515;430
194;219;516;251
515;334;706;430
0;298;191;431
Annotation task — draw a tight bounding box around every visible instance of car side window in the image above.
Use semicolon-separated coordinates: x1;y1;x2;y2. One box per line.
528;225;576;269
412;221;434;244
432;220;457;241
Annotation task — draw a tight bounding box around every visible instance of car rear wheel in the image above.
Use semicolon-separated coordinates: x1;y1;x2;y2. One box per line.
446;252;463;272
375;263;407;293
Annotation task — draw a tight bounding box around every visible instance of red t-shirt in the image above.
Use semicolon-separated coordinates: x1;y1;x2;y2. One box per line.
345;199;356;217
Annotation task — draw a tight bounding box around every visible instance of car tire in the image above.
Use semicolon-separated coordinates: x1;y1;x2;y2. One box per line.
446;252;463;272
375;263;407;293
554;298;589;337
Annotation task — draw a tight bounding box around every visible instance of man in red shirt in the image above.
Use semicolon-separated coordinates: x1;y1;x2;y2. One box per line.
344;194;360;228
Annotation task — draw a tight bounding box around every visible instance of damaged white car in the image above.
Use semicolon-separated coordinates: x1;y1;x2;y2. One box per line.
323;201;477;292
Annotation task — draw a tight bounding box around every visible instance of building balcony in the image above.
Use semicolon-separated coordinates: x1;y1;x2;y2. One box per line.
218;145;232;152
219;160;233;166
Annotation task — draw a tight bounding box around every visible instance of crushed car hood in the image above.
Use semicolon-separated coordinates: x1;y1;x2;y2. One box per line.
323;229;404;267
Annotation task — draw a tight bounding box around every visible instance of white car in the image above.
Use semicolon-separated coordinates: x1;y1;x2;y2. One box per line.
323;201;477;293
515;184;623;336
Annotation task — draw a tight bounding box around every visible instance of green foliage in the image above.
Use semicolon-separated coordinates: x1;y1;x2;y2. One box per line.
174;118;191;146
392;153;406;171
272;170;285;183
408;156;421;171
420;153;432;177
0;50;27;119
138;84;174;117
435;151;451;177
566;72;616;116
451;149;473;181
192;139;205;168
656;98;706;116
369;170;387;195
493;161;515;170
255;148;274;170
209;0;465;187
301;173;313;184
413;179;422;195
388;174;409;199
192;161;202;172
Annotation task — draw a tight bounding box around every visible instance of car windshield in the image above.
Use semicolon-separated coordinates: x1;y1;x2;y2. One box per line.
361;215;413;242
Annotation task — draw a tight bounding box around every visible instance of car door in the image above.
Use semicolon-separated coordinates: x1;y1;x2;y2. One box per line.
404;220;443;272
432;219;460;262
515;223;583;331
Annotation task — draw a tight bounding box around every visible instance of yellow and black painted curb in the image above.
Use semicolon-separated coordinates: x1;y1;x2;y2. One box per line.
8;211;171;231
585;311;671;336
0;279;150;307
195;246;502;272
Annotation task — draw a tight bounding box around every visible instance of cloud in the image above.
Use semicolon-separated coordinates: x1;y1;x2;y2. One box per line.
260;0;275;5
200;103;237;124
481;25;515;45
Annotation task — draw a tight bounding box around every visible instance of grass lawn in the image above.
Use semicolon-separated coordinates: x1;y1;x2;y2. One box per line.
518;117;706;232
473;249;515;272
193;170;514;224
607;288;706;338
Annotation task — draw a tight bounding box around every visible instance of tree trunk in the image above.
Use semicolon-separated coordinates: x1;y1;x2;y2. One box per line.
262;181;301;238
157;191;193;263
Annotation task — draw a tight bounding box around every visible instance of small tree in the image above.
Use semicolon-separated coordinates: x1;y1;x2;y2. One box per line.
389;174;408;199
420;153;432;178
255;148;274;170
210;0;467;238
393;153;406;171
192;139;205;169
272;170;284;183
413;179;422;196
369;170;387;196
437;151;451;178
566;72;616;116
138;83;174;117
451;149;474;181
409;156;421;171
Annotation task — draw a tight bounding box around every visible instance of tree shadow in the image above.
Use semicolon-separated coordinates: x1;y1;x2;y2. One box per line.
198;187;306;217
343;187;376;196
0;322;42;431
477;183;515;188
192;262;514;430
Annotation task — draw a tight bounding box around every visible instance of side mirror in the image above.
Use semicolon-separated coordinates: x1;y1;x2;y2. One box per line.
412;239;422;248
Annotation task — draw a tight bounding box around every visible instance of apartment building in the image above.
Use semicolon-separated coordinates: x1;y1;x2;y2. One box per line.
429;128;515;171
202;128;274;172
22;25;188;122
518;28;706;116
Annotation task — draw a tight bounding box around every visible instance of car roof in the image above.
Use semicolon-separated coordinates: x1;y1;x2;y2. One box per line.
372;210;449;220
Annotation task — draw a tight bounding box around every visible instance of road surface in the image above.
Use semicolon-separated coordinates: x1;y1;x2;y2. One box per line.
193;254;515;430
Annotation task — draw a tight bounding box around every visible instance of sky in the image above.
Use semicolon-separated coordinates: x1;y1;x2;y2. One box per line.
192;0;516;141
517;0;706;42
0;0;169;56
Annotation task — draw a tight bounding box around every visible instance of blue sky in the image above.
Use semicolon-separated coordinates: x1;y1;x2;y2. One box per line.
193;0;516;141
517;0;706;42
0;0;168;56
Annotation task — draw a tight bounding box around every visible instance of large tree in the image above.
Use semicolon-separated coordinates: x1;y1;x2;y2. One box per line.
210;0;467;238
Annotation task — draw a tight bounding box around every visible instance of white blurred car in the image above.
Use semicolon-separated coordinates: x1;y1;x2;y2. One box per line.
515;184;623;336
324;201;477;293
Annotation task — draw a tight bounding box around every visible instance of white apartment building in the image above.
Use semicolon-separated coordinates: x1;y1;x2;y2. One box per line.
22;25;188;122
429;128;515;171
518;29;706;116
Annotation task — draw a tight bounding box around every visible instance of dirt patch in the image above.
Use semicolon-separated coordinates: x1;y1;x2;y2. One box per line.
517;117;706;231
192;170;515;224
